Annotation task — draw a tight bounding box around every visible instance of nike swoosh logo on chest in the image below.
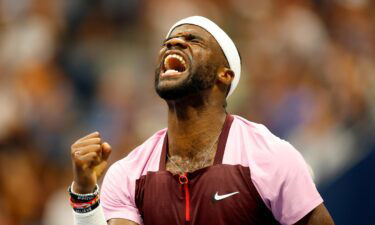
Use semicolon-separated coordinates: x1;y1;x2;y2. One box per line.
213;191;240;201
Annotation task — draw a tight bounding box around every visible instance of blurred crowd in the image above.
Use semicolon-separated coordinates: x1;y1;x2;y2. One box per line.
0;0;374;224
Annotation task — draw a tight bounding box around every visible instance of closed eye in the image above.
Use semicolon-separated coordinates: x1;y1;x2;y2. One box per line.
161;34;204;47
186;34;200;43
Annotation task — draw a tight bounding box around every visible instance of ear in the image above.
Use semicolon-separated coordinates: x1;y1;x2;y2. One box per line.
217;67;234;86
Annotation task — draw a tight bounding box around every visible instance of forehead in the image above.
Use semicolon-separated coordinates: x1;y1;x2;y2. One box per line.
169;24;217;45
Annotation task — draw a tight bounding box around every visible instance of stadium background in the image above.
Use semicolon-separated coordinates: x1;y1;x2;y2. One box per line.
0;0;374;224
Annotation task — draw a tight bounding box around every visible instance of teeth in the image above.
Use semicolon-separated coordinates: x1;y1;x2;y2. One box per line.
164;69;179;75
164;54;187;69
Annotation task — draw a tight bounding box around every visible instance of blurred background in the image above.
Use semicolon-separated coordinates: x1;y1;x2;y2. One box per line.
0;0;374;224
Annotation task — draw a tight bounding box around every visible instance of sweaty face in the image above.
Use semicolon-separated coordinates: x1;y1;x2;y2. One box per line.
155;25;224;100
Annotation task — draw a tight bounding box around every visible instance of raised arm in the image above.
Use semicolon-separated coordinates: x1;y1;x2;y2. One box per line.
69;132;140;225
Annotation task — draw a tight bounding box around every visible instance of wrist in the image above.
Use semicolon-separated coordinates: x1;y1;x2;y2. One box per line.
72;181;96;194
69;182;100;202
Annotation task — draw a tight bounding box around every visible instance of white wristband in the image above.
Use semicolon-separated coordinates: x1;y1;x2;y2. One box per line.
73;203;107;225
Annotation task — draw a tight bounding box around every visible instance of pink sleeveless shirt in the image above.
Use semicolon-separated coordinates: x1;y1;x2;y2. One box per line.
101;115;323;225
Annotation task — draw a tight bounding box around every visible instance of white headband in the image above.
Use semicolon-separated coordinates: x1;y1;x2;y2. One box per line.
166;16;241;98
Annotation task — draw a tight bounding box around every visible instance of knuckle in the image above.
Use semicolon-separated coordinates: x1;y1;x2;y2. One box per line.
71;150;80;158
71;145;77;154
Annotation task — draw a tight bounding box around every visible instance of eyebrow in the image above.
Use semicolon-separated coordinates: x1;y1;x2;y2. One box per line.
163;33;204;43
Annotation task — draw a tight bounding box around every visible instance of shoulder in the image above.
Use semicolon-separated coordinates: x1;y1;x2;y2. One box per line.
101;128;167;211
231;116;321;224
106;128;167;180
231;115;301;162
123;128;167;162
229;115;311;185
99;129;169;225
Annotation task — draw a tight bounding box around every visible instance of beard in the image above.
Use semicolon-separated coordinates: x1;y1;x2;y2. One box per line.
154;63;217;100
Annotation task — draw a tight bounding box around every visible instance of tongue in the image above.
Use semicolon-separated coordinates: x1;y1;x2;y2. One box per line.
164;69;180;75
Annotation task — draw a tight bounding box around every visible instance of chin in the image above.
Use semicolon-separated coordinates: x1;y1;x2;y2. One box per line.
155;70;192;100
155;82;191;100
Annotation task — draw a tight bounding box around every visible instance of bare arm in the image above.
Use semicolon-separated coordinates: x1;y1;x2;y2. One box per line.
294;203;334;225
108;219;139;225
70;132;142;225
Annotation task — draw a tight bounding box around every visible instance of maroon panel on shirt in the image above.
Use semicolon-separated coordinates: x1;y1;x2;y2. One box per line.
135;114;280;225
135;165;279;225
213;114;234;165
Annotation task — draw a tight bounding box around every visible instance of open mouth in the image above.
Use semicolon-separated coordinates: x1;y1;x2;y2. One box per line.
162;53;188;77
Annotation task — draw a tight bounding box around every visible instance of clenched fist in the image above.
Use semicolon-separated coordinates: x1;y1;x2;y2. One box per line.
71;132;112;194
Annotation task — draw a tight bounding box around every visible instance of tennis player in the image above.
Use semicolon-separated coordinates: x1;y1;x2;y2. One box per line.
68;16;335;225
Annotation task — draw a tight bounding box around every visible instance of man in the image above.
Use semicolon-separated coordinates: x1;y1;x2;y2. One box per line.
69;16;334;225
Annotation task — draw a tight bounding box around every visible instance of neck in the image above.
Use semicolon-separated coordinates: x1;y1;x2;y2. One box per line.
166;95;226;159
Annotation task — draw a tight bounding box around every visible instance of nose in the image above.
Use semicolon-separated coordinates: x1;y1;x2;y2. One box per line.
165;37;188;49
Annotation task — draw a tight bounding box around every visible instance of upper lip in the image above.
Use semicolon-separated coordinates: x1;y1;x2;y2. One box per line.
161;49;189;73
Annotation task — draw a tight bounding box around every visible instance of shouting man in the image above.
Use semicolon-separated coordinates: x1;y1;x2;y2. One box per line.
69;16;334;225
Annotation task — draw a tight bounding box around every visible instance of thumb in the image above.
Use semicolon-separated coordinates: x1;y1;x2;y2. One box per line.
101;142;112;161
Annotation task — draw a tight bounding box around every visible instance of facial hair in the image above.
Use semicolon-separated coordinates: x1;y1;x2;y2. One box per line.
154;62;217;100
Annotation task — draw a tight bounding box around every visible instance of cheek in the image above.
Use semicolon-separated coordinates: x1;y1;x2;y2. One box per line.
159;46;167;55
191;48;213;68
156;48;166;64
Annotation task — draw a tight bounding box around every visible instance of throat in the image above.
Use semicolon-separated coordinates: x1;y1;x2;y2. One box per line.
167;109;226;156
166;144;217;175
166;106;226;174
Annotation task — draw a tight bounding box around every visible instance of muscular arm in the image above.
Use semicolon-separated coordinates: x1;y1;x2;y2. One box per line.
294;203;334;225
108;219;139;225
